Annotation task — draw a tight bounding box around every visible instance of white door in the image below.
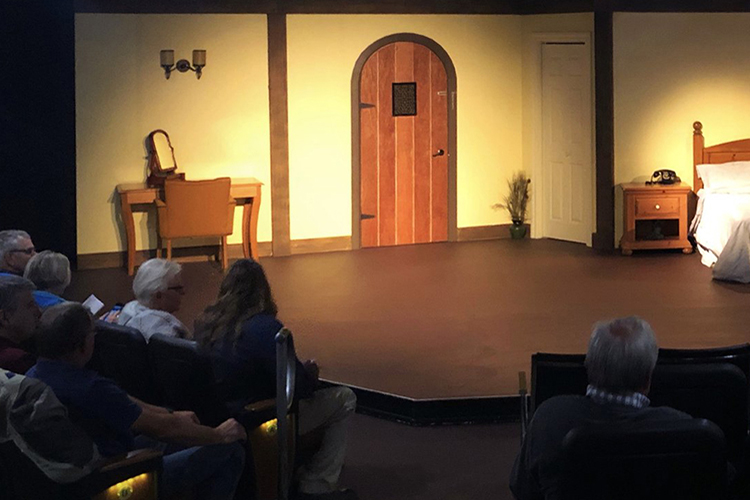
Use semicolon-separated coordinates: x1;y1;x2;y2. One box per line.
541;42;592;245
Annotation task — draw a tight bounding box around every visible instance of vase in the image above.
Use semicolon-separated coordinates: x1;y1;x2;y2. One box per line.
509;220;527;240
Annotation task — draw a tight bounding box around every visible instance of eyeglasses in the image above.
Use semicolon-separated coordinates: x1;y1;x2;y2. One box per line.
9;247;35;255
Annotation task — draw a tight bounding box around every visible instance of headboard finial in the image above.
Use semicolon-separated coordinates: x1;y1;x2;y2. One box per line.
693;121;703;135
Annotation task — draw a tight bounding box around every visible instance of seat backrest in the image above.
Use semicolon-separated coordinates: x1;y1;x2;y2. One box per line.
148;333;230;427
88;320;160;405
161;177;233;238
659;343;750;380
530;353;587;415
651;362;748;462
559;418;728;500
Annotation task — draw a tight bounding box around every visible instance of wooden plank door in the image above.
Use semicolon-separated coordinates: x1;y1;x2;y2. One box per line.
360;42;448;247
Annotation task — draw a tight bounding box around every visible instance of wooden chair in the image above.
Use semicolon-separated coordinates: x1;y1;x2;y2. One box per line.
155;178;235;269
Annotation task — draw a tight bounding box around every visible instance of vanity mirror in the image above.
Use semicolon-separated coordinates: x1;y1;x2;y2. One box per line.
146;129;185;187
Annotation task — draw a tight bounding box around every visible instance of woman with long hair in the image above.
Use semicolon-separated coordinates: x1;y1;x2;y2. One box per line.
195;259;357;500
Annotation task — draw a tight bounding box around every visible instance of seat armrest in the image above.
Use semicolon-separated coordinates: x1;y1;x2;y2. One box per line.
245;398;276;413
84;448;162;496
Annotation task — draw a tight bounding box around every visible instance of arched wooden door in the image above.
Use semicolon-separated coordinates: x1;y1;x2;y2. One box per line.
358;41;449;247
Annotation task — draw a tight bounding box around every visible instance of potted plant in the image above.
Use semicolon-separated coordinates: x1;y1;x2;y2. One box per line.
494;171;531;239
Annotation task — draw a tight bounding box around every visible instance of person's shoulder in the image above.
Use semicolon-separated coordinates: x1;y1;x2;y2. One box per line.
243;313;283;333
536;395;588;414
642;404;692;421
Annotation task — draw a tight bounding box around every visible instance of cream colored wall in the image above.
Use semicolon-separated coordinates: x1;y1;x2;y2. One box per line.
286;15;524;237
614;13;750;242
76;14;270;255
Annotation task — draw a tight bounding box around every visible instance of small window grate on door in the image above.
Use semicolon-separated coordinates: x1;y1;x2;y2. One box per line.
392;82;417;116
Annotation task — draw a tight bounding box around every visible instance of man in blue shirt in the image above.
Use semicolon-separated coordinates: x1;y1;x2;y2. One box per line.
28;302;247;499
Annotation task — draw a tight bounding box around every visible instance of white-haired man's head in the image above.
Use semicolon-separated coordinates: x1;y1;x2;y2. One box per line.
132;259;184;314
584;316;658;395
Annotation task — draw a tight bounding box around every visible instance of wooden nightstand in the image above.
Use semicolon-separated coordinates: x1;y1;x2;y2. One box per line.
620;182;693;256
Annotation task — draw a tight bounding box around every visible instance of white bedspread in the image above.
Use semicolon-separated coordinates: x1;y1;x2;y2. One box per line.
691;188;750;278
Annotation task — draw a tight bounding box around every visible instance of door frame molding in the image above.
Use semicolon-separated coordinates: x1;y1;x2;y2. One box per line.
528;32;593;243
350;33;457;249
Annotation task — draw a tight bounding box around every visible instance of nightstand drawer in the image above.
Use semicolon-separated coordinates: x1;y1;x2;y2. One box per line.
635;196;680;217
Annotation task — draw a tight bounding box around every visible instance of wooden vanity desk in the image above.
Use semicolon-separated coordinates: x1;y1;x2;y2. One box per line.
117;177;262;275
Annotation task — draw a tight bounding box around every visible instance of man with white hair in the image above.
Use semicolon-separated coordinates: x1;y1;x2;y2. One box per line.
0;230;36;277
510;316;691;500
117;258;188;341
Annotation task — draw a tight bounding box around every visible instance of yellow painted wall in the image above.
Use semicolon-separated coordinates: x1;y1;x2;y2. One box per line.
75;14;270;254
286;14;524;237
614;13;750;242
76;13;597;254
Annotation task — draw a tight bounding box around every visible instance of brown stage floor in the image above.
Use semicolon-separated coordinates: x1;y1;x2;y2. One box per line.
69;239;750;400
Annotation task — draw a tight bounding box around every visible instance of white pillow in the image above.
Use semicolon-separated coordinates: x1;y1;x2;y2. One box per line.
697;161;750;190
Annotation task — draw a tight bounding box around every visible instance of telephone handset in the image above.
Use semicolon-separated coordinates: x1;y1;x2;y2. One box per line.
646;169;680;185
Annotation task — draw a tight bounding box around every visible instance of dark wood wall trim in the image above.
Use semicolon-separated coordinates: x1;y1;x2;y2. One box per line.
77;237;352;270
74;0;520;15
457;224;530;241
592;1;614;251
351;33;458;249
75;0;750;14
267;14;291;256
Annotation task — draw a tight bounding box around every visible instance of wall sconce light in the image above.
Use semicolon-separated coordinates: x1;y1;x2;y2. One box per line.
160;50;206;79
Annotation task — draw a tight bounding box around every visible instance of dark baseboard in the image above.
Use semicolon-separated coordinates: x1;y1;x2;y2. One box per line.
320;380;521;426
458;224;530;242
291;236;351;254
78;236;352;270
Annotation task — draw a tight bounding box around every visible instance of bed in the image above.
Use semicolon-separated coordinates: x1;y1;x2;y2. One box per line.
691;121;750;282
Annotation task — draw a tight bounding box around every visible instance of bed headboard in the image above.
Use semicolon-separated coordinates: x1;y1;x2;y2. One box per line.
693;121;750;192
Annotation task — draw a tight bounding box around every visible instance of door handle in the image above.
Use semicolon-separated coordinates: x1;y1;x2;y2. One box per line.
361;213;375;220
432;149;445;157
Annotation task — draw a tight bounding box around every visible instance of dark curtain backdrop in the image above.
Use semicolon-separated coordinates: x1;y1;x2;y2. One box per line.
0;0;77;266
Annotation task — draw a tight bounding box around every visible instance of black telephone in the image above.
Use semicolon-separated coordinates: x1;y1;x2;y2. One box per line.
647;169;680;185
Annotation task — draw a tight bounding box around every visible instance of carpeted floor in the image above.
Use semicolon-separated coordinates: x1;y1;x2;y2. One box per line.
340;414;519;500
69;239;750;400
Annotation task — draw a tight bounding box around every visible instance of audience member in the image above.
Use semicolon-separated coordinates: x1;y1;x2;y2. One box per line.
27;302;247;500
117;258;189;340
195;258;358;500
510;316;691;500
0;276;40;373
24;250;71;309
0;230;36;276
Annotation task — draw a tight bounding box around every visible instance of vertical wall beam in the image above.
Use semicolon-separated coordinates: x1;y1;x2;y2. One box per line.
268;13;291;256
593;0;615;251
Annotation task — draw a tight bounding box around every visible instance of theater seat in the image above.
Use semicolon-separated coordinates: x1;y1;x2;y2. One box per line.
650;362;748;463
559;418;728;500
0;443;162;500
88;320;160;405
148;333;282;500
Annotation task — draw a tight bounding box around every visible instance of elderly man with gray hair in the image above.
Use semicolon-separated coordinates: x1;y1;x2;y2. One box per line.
510;316;691;500
117;258;189;341
0;230;36;277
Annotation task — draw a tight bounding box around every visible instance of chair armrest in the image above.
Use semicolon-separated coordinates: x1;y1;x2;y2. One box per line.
245;398;276;413
84;448;162;496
